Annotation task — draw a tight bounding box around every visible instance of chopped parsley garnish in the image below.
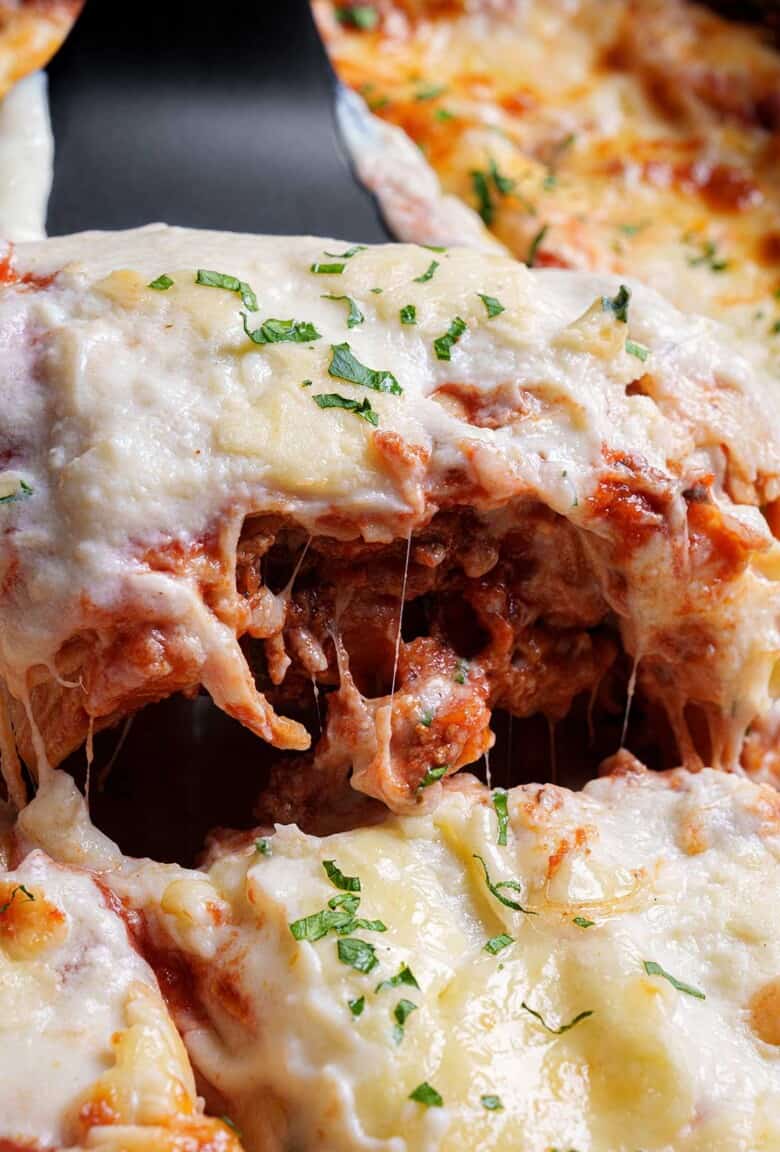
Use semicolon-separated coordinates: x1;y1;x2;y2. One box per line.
323;859;361;892
481;1094;504;1111
400;304;417;325
453;659;469;685
376;963;420;993
409;1082;443;1107
414;260;439;284
484;933;513;955
242;313;321;345
434;108;455;122
493;790;509;846
686;237;728;273
314;393;378;426
323;245;366;259
329;342;402;394
311;262;345;275
148;273;173;290
393;998;418;1041
336;5;378;29
543;132;576;190
601;284;631;323
418;765;447;789
433;316;466;361
415;83;447;101
625;339;649;361
618;220;648;236
255;838;271;856
489;158;515;196
521;1001;593;1034
0;479;32;505
473;854;536;914
573;916;595;928
301;379;313;388
370;287;383;294
337;937;378;973
289;905;357;942
419;708;434;727
423;244;447;252
220;1114;242;1136
349;995;366;1017
471;169;494;225
196;268;258;311
323;294;364;328
527;224;548;267
478;293;505;318
0;884;34;916
642;960;706;1000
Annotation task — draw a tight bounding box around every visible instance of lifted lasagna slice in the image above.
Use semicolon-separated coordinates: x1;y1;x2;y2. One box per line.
0;225;777;807
0;834;239;1150
18;763;780;1152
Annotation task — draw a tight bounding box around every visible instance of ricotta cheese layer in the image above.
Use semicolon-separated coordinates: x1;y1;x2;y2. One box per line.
19;763;780;1152
0;226;777;799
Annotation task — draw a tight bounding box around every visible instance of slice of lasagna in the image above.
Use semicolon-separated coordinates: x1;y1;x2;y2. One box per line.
17;761;780;1152
0;226;777;809
314;0;780;352
0;825;239;1150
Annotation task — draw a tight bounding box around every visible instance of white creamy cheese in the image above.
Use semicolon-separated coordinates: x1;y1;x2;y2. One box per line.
19;764;780;1152
0;72;52;241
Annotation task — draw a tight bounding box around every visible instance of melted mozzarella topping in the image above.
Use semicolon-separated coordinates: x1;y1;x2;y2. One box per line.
0;225;778;774
0;846;228;1151
21;765;780;1152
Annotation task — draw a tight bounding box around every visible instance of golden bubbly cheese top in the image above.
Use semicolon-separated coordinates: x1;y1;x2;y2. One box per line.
20;764;780;1152
316;0;780;355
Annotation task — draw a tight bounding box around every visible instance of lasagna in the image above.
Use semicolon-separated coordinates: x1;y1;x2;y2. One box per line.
0;226;778;809
0;827;238;1150
314;0;780;353
16;760;780;1152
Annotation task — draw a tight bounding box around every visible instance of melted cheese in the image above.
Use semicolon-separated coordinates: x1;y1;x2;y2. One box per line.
0;72;53;241
0;845;235;1151
315;0;780;358
20;765;780;1152
0;225;778;781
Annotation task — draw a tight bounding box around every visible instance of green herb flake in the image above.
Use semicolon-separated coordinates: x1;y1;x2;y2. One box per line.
349;995;366;1017
493;789;509;846
573;916;595;928
289;906;356;942
337;937;378;973
148;273;173;290
543;132;576;190
419;708;434;727
415;83;447;101
414;259;440;284
242;313;321;345
255;838;271;856
314;393;378;426
409;1082;443;1107
618;221;648;236
480;1094;504;1111
323;293;364;328
336;4;379;29
453;658;469;685
434;108;455;122
0;884;35;916
489;157;515;196
0;479;33;506
376;964;420;993
521;1001;593;1034
400;304;417;325
686;238;728;273
370;287;383;294
393;997;418;1041
329;342;402;394
323;859;361;892
418;764;447;790
471;169;493;225
220;1114;242;1136
473;854;536;914
323;245;367;259
484;933;513;955
478;293;505;318
196;268;258;311
433;316;466;361
601;284;631;323
625;339;649;362
311;262;346;275
642;960;706;1000
423;244;447;252
301;379;313;388
527;224;549;267
771;320;780;335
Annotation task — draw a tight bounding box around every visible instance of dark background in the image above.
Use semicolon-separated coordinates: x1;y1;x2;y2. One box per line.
46;0;388;242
